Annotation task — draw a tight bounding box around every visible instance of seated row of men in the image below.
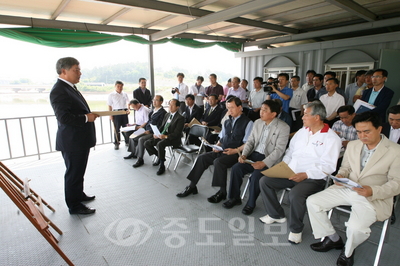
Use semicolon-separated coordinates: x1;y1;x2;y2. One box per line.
124;94;400;266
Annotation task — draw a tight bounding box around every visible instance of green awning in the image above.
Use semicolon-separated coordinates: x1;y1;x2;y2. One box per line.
0;27;241;52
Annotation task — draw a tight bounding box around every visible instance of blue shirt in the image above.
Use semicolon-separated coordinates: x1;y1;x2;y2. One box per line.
368;88;381;105
270;86;293;113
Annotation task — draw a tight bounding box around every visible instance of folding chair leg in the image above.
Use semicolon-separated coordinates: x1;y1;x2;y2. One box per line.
373;219;389;266
174;153;183;171
166;151;174;169
278;189;287;204
241;179;250;200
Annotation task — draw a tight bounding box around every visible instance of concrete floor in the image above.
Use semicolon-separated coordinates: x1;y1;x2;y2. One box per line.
1;143;399;266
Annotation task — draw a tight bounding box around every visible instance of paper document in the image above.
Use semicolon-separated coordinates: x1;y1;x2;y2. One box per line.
150;124;161;137
208;126;222;132
201;137;224;151
244;159;255;164
128;127;146;138
353;99;375;114
261;161;295;179
329;175;363;188
291;109;301;121
188;118;201;128
120;125;137;132
92;110;128;116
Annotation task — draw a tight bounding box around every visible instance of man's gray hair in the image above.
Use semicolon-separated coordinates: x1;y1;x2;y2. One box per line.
305;101;326;121
56;57;79;75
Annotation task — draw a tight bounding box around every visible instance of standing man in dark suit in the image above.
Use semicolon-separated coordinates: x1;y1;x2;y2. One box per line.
133;78;152;108
50;57;98;215
361;69;394;123
144;99;185;175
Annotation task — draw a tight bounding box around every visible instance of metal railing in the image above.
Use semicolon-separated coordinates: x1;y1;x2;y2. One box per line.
0;115;114;161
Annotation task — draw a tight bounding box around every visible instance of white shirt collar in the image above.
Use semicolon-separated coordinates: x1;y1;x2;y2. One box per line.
58;77;75;89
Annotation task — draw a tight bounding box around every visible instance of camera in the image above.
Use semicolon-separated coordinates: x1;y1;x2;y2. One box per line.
262;78;279;94
171;87;178;94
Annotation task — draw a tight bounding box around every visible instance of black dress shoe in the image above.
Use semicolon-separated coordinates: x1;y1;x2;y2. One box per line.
223;198;242;209
133;158;144;168
310;236;344;252
337;248;354;266
124;153;137;159
242;205;254;215
69;205;96;215
207;191;227;203
82;194;95;202
153;158;160;166
156;164;165;175
176;186;198;197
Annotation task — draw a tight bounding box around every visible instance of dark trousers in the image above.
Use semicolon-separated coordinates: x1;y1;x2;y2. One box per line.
61;149;90;211
247;109;260;122
144;137;178;161
289;108;303;132
179;101;186;114
113;114;129;144
187;151;238;189
259;176;326;233
228;152;266;208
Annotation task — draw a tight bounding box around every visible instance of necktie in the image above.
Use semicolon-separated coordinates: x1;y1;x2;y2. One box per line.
161;115;173;134
208;107;213;116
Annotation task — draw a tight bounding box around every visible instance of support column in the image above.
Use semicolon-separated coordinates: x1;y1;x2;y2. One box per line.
148;43;155;97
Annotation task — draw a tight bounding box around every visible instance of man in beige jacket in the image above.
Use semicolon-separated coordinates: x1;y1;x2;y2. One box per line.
307;111;400;266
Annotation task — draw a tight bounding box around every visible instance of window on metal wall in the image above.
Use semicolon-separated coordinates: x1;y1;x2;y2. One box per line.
325;63;374;90
263;67;296;81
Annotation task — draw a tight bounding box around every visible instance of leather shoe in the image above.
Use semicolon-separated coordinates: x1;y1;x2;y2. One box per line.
242;205;254;215
82;194;95;202
133;158;144;168
310;236;344;252
153;158;160;166
223;198;242;209
114;144;119;150
156;164;165;175
69;205;96;215
337;248;354;266
207;191;226;203
176;186;198;197
124;153;137;159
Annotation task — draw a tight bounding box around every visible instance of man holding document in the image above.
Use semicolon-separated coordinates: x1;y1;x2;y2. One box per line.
176;97;253;202
258;101;341;244
144;99;184;175
307;111;400;266
222;100;290;215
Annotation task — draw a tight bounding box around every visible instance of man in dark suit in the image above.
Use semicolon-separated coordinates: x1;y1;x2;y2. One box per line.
50;57;98;215
144;99;185;175
124;95;167;166
133;78;152;108
382;105;400;144
184;94;203;125
201;94;223;127
361;68;394;123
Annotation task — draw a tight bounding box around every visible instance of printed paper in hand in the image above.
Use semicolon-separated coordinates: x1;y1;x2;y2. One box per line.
329;175;363;188
150;124;161;137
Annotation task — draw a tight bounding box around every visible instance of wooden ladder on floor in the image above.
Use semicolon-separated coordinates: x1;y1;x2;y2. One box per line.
0;161;74;266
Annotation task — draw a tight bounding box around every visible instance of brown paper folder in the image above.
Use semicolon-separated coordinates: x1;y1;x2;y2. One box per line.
261;161;295;178
188;118;201;128
92;110;128;116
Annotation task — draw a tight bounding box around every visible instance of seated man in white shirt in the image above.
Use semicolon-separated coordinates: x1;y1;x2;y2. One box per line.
122;99;150;139
227;77;247;101
307;111;400;266
259;101;341;245
320;78;345;127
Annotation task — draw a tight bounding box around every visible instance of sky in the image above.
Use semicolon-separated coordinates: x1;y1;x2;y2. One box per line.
0;36;241;84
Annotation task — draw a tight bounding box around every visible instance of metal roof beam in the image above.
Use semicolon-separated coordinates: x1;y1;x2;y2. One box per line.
50;0;72;20
95;0;299;34
150;0;289;41
325;0;377;22
244;17;400;47
0;14;247;43
101;7;131;25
